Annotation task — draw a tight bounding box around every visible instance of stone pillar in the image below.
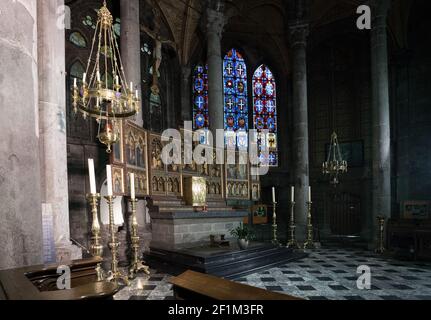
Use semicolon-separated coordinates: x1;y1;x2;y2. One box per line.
181;66;192;123
370;0;391;244
206;8;225;133
120;0;143;127
289;22;310;241
0;0;43;270
38;0;81;262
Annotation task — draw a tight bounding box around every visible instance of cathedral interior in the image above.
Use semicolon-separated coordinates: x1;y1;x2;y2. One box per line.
1;0;431;302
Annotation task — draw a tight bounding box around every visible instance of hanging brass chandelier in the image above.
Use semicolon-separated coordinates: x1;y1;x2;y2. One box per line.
72;0;140;153
322;132;348;185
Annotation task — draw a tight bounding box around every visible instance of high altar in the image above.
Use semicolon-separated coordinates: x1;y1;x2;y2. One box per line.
109;120;261;250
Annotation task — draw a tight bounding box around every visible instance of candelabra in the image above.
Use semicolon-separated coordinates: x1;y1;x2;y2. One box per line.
272;202;281;246
286;200;299;249
104;196;130;286
72;1;140;153
375;216;386;254
128;198;150;279
322;132;348;185
303;201;315;250
87;193;105;281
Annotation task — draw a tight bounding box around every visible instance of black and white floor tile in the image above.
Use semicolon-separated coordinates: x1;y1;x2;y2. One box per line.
114;248;431;300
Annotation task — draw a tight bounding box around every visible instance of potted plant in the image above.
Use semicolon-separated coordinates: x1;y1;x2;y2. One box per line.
230;223;255;250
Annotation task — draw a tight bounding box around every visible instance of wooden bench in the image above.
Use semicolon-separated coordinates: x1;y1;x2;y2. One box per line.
0;257;118;300
170;270;302;300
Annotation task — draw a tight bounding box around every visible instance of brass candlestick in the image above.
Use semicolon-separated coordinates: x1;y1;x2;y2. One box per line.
104;195;130;286
287;200;299;249
128;198;150;279
86;193;105;281
375;216;386;254
303;201;315;250
272;202;281;246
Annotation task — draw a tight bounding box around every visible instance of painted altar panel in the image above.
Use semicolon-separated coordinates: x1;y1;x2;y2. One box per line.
225;151;250;200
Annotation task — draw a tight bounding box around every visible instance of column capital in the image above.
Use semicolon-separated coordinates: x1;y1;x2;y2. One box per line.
205;8;226;38
288;22;309;48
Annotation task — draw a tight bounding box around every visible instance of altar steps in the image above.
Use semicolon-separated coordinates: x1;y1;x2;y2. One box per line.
145;243;307;280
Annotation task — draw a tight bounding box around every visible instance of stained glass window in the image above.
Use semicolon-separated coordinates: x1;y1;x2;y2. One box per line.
252;64;278;166
192;64;209;130
223;49;248;149
69;31;87;48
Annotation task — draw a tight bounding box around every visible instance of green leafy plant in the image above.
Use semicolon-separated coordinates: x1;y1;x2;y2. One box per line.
230;223;255;241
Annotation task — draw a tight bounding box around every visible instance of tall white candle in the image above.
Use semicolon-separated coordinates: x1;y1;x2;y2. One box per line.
130;173;135;200
135;90;139;99
73;77;77;88
88;159;96;195
96;71;101;82
130;82;133;91
272;187;276;203
83;73;87;84
291;186;295;202
107;165;113;196
115;75;119;86
308;186;312;203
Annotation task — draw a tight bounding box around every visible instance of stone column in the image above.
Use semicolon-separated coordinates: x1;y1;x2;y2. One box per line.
206;8;225;134
181;66;192;123
0;0;43;270
38;0;81;262
370;0;391;244
289;22;310;242
120;0;143;127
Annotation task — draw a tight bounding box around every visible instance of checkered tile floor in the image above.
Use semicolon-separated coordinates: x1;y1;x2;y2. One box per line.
113;248;431;300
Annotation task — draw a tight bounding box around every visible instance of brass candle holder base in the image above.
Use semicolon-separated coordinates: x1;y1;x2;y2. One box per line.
286;201;300;249
105;195;130;286
87;193;105;281
272;201;281;246
303;201;315;250
375;216;386;255
128;198;150;279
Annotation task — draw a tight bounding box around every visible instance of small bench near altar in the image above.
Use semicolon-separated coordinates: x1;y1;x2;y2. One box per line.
170;270;302;300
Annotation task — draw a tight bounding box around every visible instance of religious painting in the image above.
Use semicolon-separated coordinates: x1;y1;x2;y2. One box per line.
111;120;123;164
112;166;124;196
402;201;430;220
251;183;260;201
127;169;148;197
124;121;147;170
251;205;268;225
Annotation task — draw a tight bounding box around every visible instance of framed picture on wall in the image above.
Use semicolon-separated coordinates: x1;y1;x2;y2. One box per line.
401;201;430;220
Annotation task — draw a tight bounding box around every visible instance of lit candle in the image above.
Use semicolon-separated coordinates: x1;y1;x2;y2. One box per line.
135;90;139;99
97;71;101;82
130;173;135;200
115;75;119;86
83;73;87;84
88;159;96;195
106;165;113;196
291;186;295;202
73;77;77;88
130;82;133;91
272;187;276;203
308;186;312;203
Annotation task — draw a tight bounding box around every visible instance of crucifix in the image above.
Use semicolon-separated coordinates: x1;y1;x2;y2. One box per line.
225;63;233;75
141;5;177;94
